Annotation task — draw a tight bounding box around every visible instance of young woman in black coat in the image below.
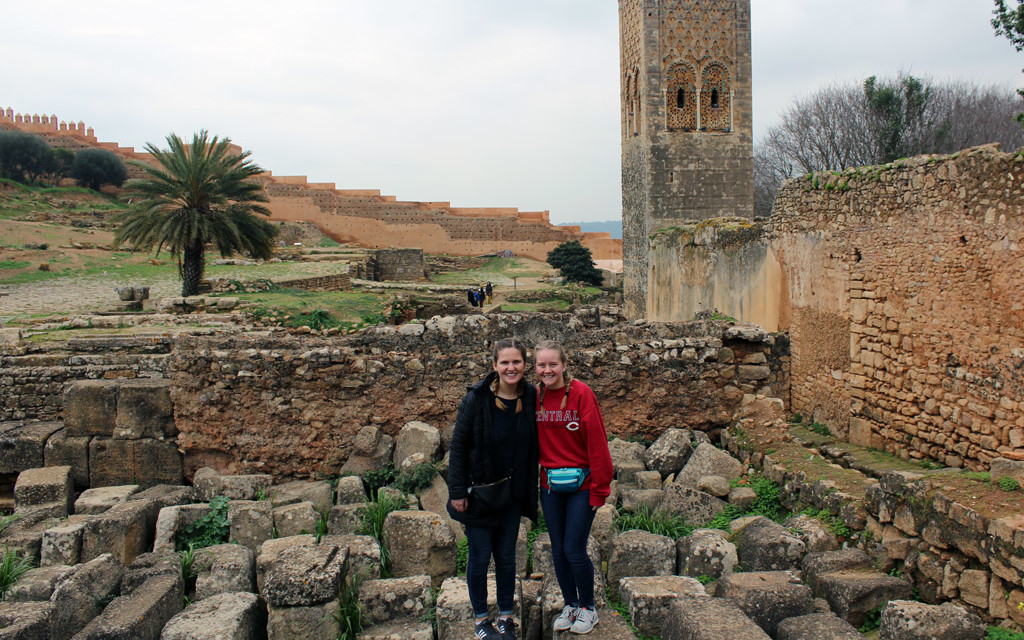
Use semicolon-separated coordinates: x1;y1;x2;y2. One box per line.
447;338;538;640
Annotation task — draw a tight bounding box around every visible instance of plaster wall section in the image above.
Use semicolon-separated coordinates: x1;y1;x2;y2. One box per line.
620;0;754;320
770;145;1024;469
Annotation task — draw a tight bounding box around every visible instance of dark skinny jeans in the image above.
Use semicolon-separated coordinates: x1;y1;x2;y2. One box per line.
541;488;597;608
464;507;521;617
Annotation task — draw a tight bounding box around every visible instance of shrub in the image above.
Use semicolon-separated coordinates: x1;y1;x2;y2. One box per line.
71;148;127;191
809;422;831;436
394;463;438;494
175;496;230;551
997;476;1021;492
362;465;397;499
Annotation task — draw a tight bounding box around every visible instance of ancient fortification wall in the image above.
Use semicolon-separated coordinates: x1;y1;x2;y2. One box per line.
1;107;622;262
771;145;1024;469
0;314;788;480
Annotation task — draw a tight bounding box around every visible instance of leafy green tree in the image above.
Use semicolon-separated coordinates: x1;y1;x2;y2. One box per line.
993;0;1024;124
546;240;603;286
116;130;278;296
72;148;127;191
52;148;74;182
864;75;931;163
0;130;57;184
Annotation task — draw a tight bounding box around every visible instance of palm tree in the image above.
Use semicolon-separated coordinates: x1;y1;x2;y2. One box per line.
116;130;278;296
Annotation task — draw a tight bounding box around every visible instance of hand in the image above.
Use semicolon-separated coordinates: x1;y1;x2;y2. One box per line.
451;498;468;513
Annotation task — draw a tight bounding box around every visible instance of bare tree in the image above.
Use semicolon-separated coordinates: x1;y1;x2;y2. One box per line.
754;75;1024;215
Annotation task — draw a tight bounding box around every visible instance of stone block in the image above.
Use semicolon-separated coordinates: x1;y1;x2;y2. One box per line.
615;458;647;484
50;553;124;640
74;484;140;515
193;467;272;501
714;571;815;637
318;535;381;581
359;575;432;625
269;480;333;512
958;569;989;609
262;541;344;606
620;488;665;512
327;503;363;536
74;573;182;640
784;514;840;553
530;532;601;585
160;592;264;640
659;485;727;526
89;437;183;487
676;528;737;579
418;473;464;541
384;510;456;588
591;504;618;561
256;534;317;595
0;422;63;474
697;474;731;497
816;570;914;627
121;551;182;595
6;564;74;602
609;437;646;469
113;379;175;439
129;484;199;512
607;529;675;597
734;516;807;572
436;575;521;640
228;500;274;550
43;430;90;490
14;466;72;516
991;458;1024;487
729;486;757;509
40;515;89;567
644;428;694;477
675;443;745;489
621;575;708;638
153;504;210;553
662;596;771;640
273;501;320;538
334;475;365;505
0;601;55;640
879;600;985;640
801;548;871;593
195;543;256;600
392;421;440;468
358;621;435;640
635;470;663;490
80;500;154;565
266;600;339;640
64;380;118;437
340;430;393;476
776;613;862;640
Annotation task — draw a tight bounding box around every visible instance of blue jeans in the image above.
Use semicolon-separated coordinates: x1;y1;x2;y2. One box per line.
464;508;520;617
541;489;596;608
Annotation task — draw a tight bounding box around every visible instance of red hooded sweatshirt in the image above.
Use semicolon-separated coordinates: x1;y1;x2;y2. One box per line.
536;379;614;508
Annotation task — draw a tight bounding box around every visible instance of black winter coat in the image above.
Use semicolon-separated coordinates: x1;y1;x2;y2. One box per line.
446;372;539;527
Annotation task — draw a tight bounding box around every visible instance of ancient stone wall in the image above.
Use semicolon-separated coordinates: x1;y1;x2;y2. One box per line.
771;145;1024;468
373;249;425;282
1;314;788;481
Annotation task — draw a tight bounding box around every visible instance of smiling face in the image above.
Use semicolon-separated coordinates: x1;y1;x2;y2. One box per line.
492;346;525;393
534;348;567;389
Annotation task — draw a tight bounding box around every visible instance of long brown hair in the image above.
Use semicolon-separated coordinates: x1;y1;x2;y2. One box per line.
534;340;573;416
492;338;527;414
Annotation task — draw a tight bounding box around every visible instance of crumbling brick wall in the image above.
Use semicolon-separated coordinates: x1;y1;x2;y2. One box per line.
770;145;1024;468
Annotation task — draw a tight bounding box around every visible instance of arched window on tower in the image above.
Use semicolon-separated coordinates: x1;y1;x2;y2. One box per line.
666;62;696;132
700;63;731;132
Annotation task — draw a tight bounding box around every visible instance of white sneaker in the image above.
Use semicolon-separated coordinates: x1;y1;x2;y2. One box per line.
552;605;578;632
570;607;598;634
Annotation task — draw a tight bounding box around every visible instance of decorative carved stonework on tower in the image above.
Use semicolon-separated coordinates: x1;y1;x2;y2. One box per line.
619;0;754;320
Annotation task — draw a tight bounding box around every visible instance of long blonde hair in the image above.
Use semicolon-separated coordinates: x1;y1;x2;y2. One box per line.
534;340;573;416
491;338;527;414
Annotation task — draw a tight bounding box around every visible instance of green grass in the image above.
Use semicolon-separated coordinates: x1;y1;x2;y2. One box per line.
356;493;406;577
989;626;1024;640
0;260;30;270
616;507;693;539
0;547;33;599
429;257;545;285
238;290;385;327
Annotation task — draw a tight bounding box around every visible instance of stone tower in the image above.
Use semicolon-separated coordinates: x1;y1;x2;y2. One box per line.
619;0;754;319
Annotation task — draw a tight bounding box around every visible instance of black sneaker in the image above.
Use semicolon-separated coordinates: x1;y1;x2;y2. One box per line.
496;617;518;640
475;620;503;640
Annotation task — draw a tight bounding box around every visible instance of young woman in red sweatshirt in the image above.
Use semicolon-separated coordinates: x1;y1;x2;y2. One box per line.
534;340;613;635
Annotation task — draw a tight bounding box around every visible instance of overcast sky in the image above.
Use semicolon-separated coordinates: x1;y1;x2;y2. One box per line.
2;1;1021;223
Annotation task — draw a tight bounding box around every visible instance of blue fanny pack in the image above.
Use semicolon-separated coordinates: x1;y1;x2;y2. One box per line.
546;467;590;493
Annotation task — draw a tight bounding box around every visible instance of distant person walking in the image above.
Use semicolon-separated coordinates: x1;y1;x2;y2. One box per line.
468;288;478;307
485;281;493;305
533;340;613;636
448;338;539;640
476;288;485;307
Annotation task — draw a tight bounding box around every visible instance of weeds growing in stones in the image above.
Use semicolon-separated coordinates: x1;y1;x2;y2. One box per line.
989;626;1024;640
605;583;658;640
456;537;468;576
315;509;330;542
334;572;366;640
0;547;33;600
362;466;397;499
179;544;213;607
0;514;20;536
525;512;547;574
394;463;438;494
175;495;230;551
809;422;831;436
615;507;693;539
997;476;1021;492
357;493;405;577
